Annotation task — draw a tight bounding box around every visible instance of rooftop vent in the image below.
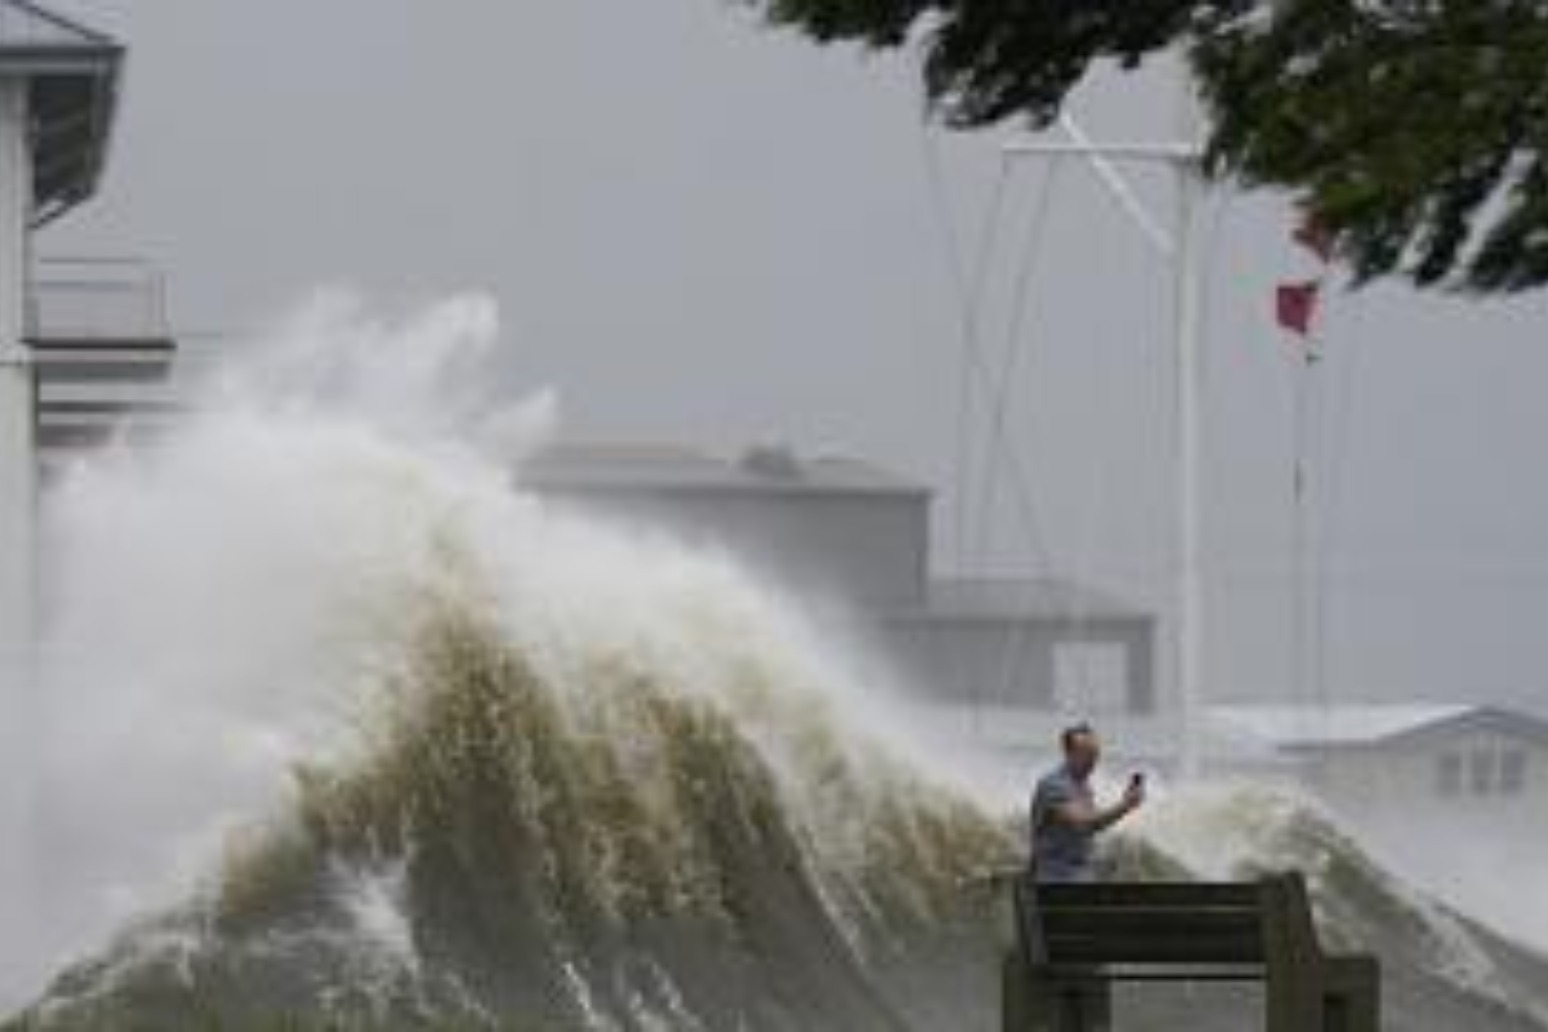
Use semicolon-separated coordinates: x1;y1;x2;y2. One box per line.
740;443;803;481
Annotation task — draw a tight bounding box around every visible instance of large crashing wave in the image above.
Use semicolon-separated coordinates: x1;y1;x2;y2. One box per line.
5;296;1548;1031
4;295;1010;1030
15;634;1548;1032
18;605;1009;1031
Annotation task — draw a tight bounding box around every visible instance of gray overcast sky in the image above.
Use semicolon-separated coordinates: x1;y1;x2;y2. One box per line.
39;0;1548;710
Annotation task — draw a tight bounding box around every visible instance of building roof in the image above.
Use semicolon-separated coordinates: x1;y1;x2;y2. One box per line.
0;1;122;224
0;0;107;46
523;442;927;498
1209;703;1548;752
885;576;1151;624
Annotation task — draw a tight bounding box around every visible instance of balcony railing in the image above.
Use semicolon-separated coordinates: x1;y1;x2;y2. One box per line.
27;255;169;344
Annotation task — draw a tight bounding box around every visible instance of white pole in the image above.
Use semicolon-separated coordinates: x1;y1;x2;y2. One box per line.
1055;115;1176;257
1172;147;1204;781
0;74;37;927
1003;139;1197;162
1171;60;1208;781
0;76;36;683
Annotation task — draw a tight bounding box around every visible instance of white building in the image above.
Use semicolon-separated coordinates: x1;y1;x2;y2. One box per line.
1211;702;1548;830
0;1;126;680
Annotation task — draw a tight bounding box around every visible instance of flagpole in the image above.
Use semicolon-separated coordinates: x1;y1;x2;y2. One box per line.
1003;118;1206;781
1172;139;1205;782
1280;225;1332;732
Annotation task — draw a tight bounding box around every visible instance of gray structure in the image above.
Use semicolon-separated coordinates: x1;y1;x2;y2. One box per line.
884;578;1157;715
524;442;1159;728
31;257;178;474
0;0;126;676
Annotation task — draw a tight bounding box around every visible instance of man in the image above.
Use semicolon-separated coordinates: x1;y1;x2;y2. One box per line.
1029;723;1145;883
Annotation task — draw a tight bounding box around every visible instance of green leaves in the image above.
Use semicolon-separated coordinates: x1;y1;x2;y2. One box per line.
757;0;931;45
1195;1;1548;291
743;0;1548;294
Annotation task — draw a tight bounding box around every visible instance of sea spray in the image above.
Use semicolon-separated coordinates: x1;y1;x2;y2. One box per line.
1122;784;1548;1028
7;292;1011;1027
17;581;1012;1029
9;294;556;1007
7;294;1548;1030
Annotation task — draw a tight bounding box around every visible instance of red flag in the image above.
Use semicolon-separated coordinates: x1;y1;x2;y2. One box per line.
1276;280;1320;336
1293;214;1335;263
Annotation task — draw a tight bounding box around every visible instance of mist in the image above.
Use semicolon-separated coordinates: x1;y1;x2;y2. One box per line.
1;0;1545;1027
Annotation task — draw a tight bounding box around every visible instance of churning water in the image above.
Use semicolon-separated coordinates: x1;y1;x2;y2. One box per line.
2;295;1546;1030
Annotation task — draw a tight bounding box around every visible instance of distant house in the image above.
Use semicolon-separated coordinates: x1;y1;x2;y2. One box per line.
523;442;1162;746
1210;703;1548;826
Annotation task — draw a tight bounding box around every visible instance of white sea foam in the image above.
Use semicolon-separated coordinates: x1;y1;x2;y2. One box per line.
2;292;560;1007
0;291;938;1010
332;856;420;984
1130;781;1529;1015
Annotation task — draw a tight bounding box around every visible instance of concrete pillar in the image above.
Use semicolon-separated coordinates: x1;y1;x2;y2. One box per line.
0;76;34;681
1124;624;1156;715
1024;633;1056;709
0;75;36;929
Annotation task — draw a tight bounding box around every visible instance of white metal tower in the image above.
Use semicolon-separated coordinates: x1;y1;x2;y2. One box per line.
1004;101;1207;778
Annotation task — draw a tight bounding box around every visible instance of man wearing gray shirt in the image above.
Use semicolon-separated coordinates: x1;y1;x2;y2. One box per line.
1030;724;1146;883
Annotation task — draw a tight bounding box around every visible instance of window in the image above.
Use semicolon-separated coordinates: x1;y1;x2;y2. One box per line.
1052;642;1130;714
1436;752;1463;797
1469;749;1496;795
1500;750;1528;796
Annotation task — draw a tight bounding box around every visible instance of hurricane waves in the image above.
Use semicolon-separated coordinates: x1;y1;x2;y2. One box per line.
3;296;1545;1031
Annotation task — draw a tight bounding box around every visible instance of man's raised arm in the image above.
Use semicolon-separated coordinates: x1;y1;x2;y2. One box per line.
1047;780;1145;834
